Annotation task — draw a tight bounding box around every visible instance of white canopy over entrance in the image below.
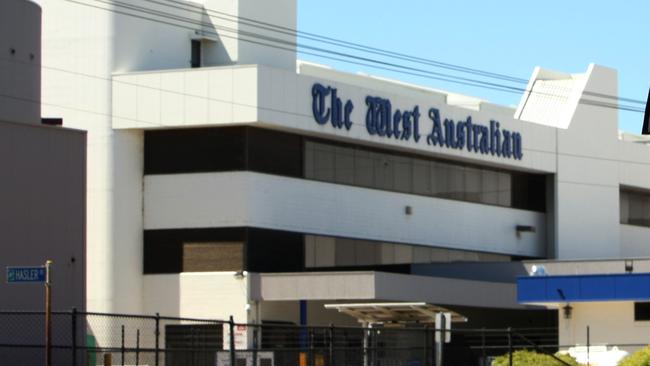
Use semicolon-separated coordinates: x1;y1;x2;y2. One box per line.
324;302;467;325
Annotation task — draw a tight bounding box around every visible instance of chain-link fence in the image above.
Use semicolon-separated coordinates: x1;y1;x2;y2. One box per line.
0;310;561;366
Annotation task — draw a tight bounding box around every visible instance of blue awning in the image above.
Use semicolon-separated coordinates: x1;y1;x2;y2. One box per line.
517;273;650;303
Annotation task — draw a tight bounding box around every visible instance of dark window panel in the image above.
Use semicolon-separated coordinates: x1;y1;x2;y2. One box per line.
305;139;546;212
247;128;303;177
511;173;546;212
621;188;650;228
245;228;304;272
144;127;246;174
190;40;201;68
143;241;182;274
635;302;650;321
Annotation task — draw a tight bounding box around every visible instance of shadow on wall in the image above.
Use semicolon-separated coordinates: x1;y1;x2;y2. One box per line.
111;3;233;72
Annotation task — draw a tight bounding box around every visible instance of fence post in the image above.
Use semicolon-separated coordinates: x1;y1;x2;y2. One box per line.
481;327;486;366
309;328;315;366
121;325;125;366
229;316;236;366
252;327;258;366
328;323;334;366
507;327;513;366
136;329;140;366
71;307;77;366
154;313;160;366
587;326;590;366
423;328;429;366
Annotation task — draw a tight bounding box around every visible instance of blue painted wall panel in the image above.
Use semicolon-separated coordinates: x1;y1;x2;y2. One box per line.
579;276;616;300
545;277;580;301
615;276;650;300
517;273;650;303
517;277;546;302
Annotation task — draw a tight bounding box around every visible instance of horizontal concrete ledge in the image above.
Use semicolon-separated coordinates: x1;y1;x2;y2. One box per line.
250;271;530;309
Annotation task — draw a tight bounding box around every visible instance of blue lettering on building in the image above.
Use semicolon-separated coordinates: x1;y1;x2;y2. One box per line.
311;83;353;130
310;83;523;160
425;109;522;159
365;96;421;142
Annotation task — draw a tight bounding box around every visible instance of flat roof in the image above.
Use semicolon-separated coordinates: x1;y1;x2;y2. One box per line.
250;271;532;309
323;302;467;324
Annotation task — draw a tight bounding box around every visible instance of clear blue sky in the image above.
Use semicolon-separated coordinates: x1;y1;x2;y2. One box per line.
297;1;649;133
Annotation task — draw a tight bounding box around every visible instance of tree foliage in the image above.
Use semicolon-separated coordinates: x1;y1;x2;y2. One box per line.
492;350;580;366
619;346;650;366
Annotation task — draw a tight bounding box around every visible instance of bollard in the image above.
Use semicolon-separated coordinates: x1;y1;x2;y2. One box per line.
104;353;113;366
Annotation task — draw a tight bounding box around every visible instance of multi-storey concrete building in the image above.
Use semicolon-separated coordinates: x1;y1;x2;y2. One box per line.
39;0;650;349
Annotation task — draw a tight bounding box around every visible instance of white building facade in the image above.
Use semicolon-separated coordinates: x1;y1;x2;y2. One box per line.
40;0;650;333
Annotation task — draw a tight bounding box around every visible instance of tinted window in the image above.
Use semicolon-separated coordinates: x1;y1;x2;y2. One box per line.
247;128;303;177
635;302;650;321
621;189;650;227
145;127;246;174
304;140;546;212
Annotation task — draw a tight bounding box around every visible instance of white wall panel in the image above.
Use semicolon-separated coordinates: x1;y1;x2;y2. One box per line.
559;302;649;355
143;272;249;322
114;65;558;174
145;172;547;257
620;225;650;257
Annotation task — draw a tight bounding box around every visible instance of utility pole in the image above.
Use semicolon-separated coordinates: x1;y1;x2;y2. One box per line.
642;88;649;134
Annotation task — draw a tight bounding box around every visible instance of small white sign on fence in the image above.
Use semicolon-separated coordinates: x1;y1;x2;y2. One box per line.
222;323;248;350
434;312;452;343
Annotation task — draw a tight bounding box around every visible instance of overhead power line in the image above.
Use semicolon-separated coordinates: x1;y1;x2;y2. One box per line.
55;0;647;114
153;0;646;107
148;0;529;85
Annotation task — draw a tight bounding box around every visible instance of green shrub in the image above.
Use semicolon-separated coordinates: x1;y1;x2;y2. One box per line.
492;350;580;366
619;345;650;366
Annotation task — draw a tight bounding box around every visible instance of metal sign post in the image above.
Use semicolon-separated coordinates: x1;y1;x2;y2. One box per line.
435;313;445;366
435;312;452;366
6;261;52;366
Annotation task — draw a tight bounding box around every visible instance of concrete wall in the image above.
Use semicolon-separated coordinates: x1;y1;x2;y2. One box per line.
42;0;296;314
0;0;41;125
113;62;650;263
112;65;558;176
554;65;620;259
42;0;131;314
559;301;649;354
620;225;650;257
143;272;250;322
144;172;547;257
0;121;86;310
